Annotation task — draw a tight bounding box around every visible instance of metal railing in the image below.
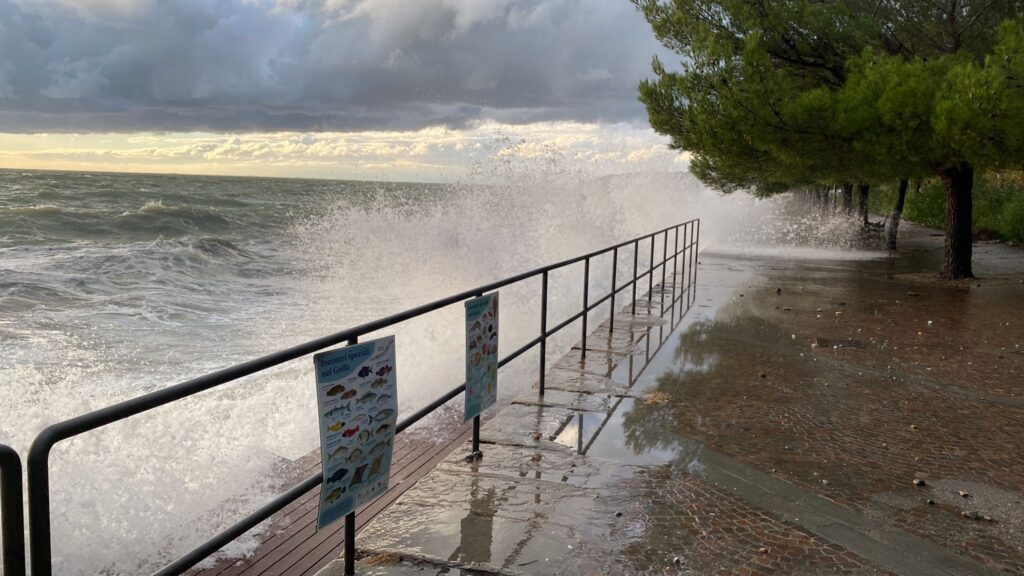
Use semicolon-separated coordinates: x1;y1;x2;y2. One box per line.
1;444;26;576
21;218;699;575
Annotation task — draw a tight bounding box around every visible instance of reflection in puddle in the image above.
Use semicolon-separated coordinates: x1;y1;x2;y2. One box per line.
552;411;606;452
584;398;682;466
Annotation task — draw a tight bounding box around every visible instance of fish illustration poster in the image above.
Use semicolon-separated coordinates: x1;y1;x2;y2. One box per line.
313;335;398;530
465;293;499;421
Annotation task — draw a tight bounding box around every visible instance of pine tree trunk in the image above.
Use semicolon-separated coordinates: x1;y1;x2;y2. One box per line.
857;183;870;225
938;162;974;279
840;183;854;215
885;178;908;250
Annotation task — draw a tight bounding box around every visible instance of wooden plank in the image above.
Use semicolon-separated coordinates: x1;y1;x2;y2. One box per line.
262;426;472;576
296;429;472;575
193;425;470;576
228;438;440;576
191;434;423;576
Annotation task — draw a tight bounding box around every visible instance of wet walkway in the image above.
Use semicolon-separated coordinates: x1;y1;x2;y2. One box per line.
318;224;1024;575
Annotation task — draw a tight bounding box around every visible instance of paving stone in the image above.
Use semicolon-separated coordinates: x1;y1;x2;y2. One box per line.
552;348;632;377
541;367;631;396
511;388;616;413
479;403;575;452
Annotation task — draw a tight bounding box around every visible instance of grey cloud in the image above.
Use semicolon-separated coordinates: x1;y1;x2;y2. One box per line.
0;0;673;133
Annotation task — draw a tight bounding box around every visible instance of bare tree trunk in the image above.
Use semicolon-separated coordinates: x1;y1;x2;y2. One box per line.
884;178;908;250
840;183;854;215
938;162;974;279
857;183;870;225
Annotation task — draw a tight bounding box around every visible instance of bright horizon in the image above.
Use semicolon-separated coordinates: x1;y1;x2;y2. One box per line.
0;121;688;182
0;1;687;182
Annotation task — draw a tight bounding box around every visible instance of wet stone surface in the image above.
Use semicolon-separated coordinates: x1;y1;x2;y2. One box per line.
511;389;616;414
541;367;631;396
478;403;576;452
585;466;896;576
354;468;604;574
552;348;634;378
322;225;1024;575
438;443;639;491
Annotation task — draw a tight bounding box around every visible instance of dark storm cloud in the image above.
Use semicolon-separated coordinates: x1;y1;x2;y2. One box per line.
0;0;674;133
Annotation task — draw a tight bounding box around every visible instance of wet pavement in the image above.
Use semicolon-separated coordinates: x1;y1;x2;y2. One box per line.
318;224;1024;575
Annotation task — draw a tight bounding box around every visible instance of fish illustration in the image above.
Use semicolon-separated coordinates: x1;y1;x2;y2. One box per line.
326;487;344;503
358;366;373;378
377;394;391;406
369;454;383;476
342;425;360;438
347;448;363;463
351;463;367;486
371;409;394;424
340;389;358;400
326;467;349;484
359;429;370;442
369;441;389;456
371;378;387;389
326;385;345;396
376;423;391;435
323;406;346;421
327;422;343;433
357;392;377;405
376;365;392;377
469;340;477;350
327;445;348;461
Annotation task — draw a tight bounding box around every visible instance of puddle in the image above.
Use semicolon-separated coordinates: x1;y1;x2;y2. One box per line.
551;411;607;452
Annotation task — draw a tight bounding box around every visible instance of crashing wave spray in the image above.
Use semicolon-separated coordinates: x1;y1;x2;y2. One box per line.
0;165;794;574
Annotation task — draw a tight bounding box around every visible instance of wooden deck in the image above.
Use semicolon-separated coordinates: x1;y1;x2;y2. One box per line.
188;281;693;576
191;424;472;576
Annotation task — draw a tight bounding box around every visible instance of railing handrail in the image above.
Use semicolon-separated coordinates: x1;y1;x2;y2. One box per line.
25;218;700;576
0;443;26;576
29;220;692;447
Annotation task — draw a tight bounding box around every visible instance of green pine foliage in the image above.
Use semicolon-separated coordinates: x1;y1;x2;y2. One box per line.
635;1;1024;277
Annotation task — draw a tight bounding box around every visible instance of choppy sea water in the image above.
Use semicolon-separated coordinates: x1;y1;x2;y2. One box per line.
0;169;686;573
0;168;873;574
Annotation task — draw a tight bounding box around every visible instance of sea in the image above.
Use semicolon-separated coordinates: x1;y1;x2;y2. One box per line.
1;167;776;574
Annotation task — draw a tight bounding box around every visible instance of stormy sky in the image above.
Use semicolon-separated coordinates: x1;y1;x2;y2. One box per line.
0;0;685;178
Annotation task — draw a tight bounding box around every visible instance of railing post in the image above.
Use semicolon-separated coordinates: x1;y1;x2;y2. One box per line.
609;248;618;332
344;336;358;576
631;240;638;315
689;222;697;305
685;222;692;304
672;226;680;310
27;432;54;576
693;220;700;305
0;444;25;576
680;223;688;295
661;230;669;314
581;258;590;360
344;512;356;575
648;234;655;306
539;271;548;395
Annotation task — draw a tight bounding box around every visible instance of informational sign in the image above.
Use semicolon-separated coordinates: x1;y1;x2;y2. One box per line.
465;293;499;421
313;335;398;530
